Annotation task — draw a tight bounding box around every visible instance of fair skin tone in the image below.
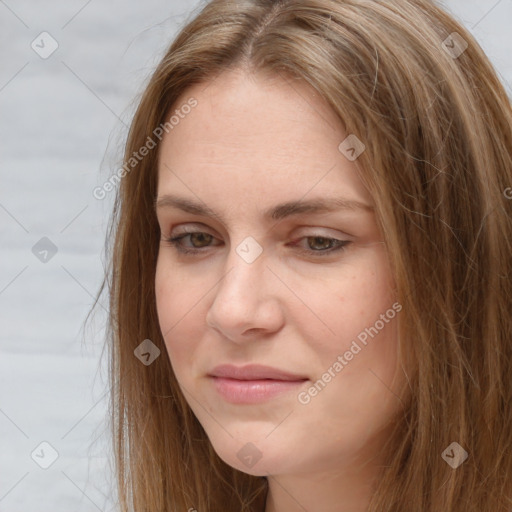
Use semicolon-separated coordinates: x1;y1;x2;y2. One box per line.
155;68;405;512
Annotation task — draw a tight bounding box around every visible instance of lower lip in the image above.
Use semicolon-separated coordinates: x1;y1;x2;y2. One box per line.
210;377;307;404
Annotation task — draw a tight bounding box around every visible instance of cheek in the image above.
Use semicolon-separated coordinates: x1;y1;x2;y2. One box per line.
155;257;203;331
154;260;175;334
155;260;202;375
295;248;402;417
297;247;396;352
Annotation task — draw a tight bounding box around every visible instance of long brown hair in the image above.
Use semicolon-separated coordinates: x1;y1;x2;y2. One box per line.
100;0;512;510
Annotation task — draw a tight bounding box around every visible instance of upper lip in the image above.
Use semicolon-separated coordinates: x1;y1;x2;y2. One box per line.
209;364;308;381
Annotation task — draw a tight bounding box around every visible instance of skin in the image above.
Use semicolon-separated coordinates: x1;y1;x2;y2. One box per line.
155;68;406;512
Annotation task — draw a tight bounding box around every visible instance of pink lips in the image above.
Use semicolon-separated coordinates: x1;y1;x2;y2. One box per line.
208;364;308;404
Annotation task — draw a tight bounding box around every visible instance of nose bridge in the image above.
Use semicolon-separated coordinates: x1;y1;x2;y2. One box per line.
206;236;282;338
216;237;266;304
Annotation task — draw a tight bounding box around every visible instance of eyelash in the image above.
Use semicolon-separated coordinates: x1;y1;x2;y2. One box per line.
163;232;351;257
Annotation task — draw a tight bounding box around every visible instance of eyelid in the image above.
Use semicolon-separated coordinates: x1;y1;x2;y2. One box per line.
294;226;354;240
170;222;217;235
169;223;352;239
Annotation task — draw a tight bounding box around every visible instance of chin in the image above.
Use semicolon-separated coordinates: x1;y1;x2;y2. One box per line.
207;435;294;477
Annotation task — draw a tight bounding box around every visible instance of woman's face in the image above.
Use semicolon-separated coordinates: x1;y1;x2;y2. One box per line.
155;69;404;477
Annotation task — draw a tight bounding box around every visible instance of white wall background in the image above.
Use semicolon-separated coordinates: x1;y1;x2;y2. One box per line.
0;1;510;511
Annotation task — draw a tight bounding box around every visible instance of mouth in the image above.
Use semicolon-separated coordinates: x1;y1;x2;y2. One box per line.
208;364;309;404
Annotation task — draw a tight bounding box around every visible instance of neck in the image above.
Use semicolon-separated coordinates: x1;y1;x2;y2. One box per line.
264;470;377;512
263;441;389;512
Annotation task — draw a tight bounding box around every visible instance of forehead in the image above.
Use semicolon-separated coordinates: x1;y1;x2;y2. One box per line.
157;69;372;209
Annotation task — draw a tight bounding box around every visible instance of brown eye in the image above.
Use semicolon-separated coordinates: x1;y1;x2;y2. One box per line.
306;236;336;251
189;232;213;248
289;235;351;257
164;231;221;254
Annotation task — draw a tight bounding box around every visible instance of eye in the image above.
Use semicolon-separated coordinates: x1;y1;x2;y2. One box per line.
290;236;351;256
163;231;351;257
164;232;220;254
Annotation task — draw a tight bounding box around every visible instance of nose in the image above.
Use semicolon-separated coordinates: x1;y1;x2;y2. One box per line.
205;245;285;343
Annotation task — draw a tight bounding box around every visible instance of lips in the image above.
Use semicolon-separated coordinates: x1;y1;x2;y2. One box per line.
208;364;309;404
208;364;308;381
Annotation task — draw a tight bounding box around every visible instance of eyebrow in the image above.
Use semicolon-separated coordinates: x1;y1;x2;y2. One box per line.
155;194;374;223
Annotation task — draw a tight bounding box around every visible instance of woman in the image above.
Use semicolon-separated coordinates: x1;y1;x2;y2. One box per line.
101;0;512;510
